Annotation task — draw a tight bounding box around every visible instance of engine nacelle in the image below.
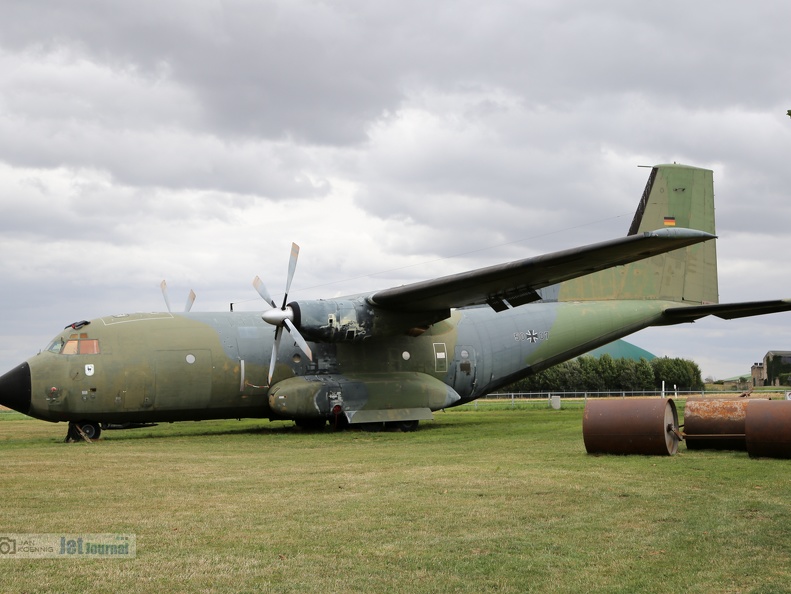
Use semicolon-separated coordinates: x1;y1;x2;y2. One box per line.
268;372;461;421
289;297;448;342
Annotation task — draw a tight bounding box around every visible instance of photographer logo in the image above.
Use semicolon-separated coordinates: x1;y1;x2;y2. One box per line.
0;534;135;559
0;537;16;555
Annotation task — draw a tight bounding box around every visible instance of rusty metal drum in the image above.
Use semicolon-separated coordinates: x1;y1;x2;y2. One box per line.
745;400;791;459
583;398;680;456
683;398;750;450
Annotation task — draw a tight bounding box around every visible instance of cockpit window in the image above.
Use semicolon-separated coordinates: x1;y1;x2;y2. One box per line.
47;339;65;354
62;341;80;355
50;336;100;355
78;339;100;354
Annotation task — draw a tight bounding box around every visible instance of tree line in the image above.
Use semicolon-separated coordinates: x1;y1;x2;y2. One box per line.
505;355;703;393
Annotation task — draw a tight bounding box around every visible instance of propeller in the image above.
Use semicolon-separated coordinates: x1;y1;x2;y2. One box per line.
253;242;313;384
160;280;197;313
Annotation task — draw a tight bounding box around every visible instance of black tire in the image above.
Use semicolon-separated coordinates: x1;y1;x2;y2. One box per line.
64;423;79;442
76;421;102;440
396;420;419;432
295;418;327;431
359;422;384;432
330;413;349;431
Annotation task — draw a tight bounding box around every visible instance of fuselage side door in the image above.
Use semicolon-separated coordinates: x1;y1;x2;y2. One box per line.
452;345;477;400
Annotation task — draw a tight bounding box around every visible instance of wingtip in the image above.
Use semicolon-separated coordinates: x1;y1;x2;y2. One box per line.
645;228;717;240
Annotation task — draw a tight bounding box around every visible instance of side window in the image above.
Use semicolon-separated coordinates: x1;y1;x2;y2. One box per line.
47;339;64;354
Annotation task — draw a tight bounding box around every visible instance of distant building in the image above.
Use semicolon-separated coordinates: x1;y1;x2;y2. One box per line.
751;361;765;387
754;351;791;386
586;339;656;361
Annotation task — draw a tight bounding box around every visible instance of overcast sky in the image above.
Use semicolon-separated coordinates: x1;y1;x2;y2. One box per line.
1;0;790;380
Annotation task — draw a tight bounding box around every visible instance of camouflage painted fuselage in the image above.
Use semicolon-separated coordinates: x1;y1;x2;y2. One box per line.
17;297;674;426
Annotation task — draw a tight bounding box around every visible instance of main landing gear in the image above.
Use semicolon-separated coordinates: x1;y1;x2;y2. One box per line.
65;421;102;442
294;418;327;431
390;420;420;432
295;418;420;432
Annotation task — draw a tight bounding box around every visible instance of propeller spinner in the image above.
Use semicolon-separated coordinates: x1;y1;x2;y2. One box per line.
253;242;314;384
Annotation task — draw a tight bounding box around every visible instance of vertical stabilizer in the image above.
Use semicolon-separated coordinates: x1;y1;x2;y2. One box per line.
558;164;719;304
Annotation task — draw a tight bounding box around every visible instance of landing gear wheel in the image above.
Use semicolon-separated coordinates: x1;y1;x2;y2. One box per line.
295;418;327;431
65;421;101;442
331;413;349;431
65;423;79;442
396;420;419;432
359;422;384;432
78;421;101;440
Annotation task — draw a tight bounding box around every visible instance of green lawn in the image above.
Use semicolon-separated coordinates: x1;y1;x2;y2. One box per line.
2;403;790;593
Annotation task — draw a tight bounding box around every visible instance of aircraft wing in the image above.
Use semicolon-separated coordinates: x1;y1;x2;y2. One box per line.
662;299;791;322
368;228;714;312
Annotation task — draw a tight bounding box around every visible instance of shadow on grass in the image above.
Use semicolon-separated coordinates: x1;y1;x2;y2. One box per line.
3;408;520;446
94;416;460;442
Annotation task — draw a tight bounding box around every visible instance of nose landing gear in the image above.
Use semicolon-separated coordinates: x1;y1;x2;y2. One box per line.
65;421;102;442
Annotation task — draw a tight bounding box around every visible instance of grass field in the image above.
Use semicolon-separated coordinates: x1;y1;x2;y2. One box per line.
2;401;791;593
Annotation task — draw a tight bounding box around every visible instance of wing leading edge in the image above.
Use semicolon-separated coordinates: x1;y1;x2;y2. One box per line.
368;228;714;313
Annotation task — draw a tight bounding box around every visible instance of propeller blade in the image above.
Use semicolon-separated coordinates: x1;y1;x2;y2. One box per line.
282;242;300;308
160;280;172;313
184;289;196;313
284;318;313;361
268;326;283;384
253;276;276;309
257;241;310;384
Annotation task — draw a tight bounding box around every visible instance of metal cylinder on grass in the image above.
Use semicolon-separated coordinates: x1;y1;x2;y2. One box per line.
745;399;791;459
683;398;752;450
583;398;680;456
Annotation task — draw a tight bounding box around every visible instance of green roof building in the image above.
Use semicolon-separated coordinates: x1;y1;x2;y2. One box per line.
585;340;656;361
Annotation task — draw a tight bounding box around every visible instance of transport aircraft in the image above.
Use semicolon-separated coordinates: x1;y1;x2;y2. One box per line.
2;164;789;440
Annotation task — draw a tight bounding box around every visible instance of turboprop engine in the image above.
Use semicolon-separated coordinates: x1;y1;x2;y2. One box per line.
253;243;447;383
287;297;448;343
268;372;462;425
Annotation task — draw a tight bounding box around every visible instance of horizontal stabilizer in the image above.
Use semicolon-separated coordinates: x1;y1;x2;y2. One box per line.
663;299;791;322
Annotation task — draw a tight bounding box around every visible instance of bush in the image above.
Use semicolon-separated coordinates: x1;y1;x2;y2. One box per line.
505;356;703;392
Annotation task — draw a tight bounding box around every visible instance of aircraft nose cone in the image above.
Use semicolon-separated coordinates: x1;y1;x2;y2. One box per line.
0;362;31;415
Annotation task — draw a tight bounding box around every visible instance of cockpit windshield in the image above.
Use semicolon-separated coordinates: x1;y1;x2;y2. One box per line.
46;333;100;355
46;338;64;353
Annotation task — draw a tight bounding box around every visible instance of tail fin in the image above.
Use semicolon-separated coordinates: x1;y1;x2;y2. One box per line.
558;164;719;304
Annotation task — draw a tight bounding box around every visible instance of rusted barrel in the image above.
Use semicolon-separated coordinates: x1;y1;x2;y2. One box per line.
745;400;791;459
683;398;751;450
583;398;680;456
